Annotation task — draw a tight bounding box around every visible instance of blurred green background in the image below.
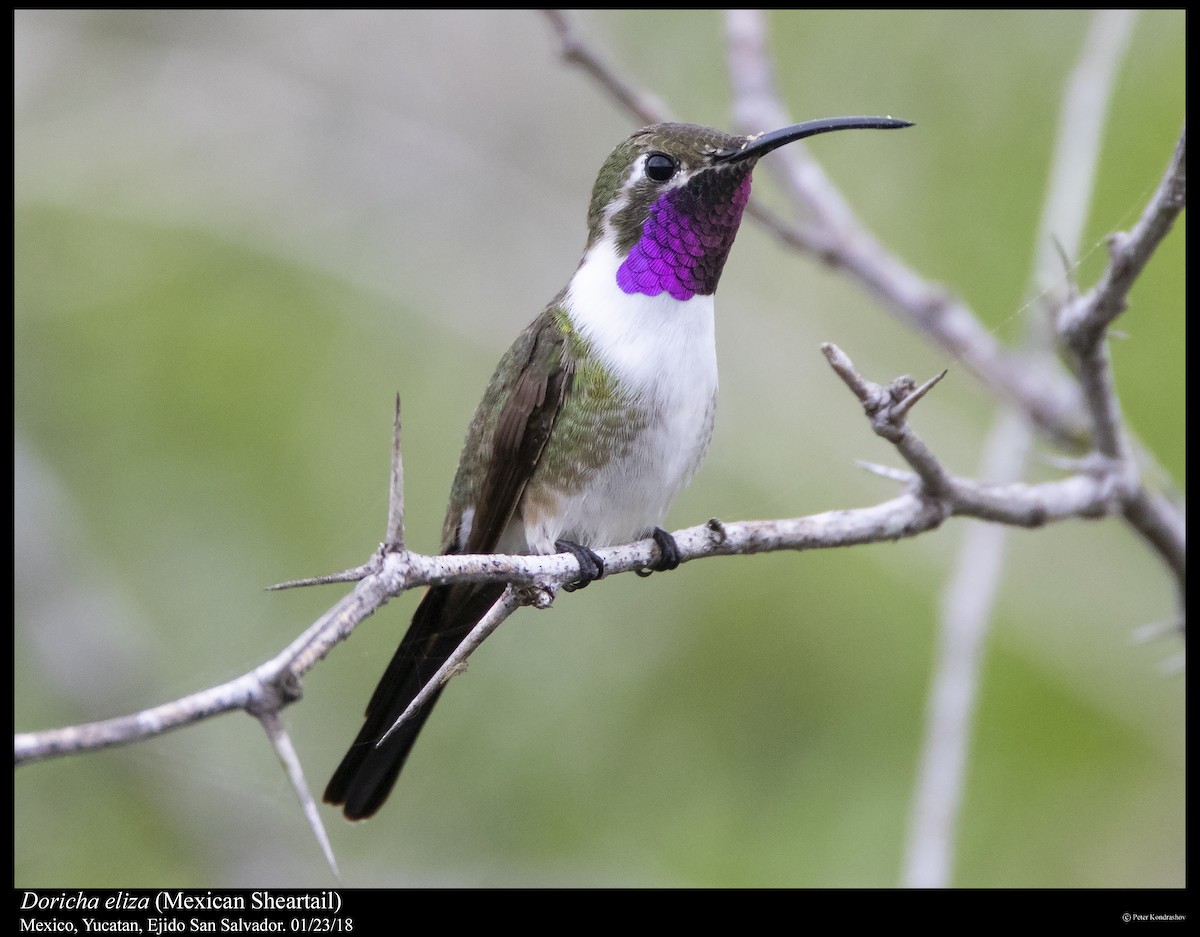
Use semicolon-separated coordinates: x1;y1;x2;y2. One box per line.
15;10;1183;887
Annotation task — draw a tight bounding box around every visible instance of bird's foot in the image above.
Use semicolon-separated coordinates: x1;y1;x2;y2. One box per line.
635;527;681;578
555;540;606;592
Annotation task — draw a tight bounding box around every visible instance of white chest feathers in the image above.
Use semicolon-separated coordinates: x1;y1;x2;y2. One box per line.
519;243;719;551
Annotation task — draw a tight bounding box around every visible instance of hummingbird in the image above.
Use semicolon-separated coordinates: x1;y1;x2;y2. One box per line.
324;115;911;820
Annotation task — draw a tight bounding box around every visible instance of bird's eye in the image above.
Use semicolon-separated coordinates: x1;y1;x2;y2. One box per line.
645;153;678;183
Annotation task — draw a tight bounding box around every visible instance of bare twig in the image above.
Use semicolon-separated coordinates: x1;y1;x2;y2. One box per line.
379;585;528;744
386;393;405;550
255;710;339;878
16;344;1140;768
822;343;953;497
1059;127;1187;589
268;563;376;590
902;9;1139;889
541;9;669;126
1059;127;1187;352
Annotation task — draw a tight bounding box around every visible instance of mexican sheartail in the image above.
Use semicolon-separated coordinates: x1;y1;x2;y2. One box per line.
325;115;912;819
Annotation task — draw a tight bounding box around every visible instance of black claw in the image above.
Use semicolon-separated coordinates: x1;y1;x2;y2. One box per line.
652;526;681;571
555;540;605;592
637;527;681;577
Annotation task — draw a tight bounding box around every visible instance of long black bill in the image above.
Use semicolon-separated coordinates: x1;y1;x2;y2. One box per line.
713;116;913;163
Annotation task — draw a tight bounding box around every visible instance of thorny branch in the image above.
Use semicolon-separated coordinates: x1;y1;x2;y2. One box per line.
15;10;1183;877
14;336;1153;768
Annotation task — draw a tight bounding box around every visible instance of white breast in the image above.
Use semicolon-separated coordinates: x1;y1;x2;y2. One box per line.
520;242;719;551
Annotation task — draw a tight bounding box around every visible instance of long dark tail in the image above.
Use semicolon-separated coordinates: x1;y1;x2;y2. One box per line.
324;580;507;820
